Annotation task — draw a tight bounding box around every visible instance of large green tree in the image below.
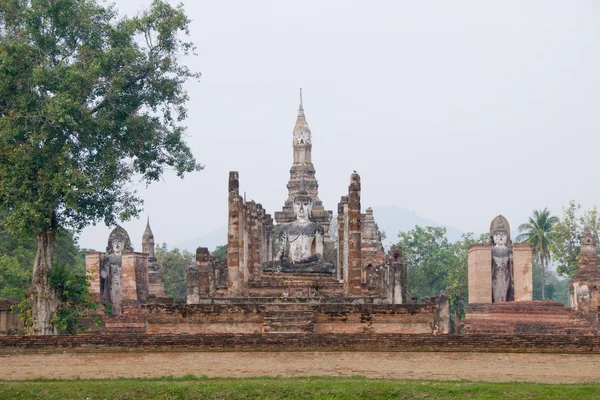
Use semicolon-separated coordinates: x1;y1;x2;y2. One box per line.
155;243;194;300
516;208;558;300
397;226;486;318
0;0;201;333
550;201;600;278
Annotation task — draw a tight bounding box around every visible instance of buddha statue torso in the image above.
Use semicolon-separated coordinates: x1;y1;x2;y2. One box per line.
267;191;334;273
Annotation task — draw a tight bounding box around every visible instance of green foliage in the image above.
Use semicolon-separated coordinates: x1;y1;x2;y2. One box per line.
1;377;599;400
531;261;569;305
0;0;202;236
550;201;600;278
49;262;100;334
0;214;86;302
0;222;35;300
516;208;558;300
212;244;227;260
0;0;200;331
397;226;486;317
155;243;194;300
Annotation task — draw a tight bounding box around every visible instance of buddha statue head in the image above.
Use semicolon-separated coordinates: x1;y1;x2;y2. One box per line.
293;190;313;224
490;215;510;247
106;225;132;255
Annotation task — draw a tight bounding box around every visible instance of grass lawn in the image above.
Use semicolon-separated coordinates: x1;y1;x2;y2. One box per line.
0;376;599;399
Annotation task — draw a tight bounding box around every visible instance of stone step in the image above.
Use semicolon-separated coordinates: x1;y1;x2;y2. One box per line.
265;303;313;312
263;302;316;334
265;310;314;316
264;318;314;325
267;323;314;333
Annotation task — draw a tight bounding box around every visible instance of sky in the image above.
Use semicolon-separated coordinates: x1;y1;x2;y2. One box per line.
79;0;600;252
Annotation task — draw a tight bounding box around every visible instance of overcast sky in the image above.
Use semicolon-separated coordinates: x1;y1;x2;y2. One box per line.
79;0;600;251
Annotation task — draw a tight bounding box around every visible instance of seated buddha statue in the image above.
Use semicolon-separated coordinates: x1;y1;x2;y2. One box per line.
265;191;335;274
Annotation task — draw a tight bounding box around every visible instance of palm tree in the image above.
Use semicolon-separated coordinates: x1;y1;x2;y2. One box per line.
516;208;559;300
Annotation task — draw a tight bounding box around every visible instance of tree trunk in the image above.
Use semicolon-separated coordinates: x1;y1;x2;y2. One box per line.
30;229;59;335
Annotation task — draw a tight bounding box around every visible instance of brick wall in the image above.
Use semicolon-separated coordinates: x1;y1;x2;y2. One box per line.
468;244;492;303
513;243;533;301
1;332;600;354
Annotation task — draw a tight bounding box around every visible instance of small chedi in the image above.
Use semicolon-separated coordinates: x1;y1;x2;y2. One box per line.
570;224;600;328
463;215;597;335
142;218;167;298
82;90;451;335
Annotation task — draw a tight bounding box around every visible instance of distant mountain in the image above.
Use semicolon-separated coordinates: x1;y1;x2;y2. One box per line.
176;226;228;253
372;205;465;246
177;205;467;253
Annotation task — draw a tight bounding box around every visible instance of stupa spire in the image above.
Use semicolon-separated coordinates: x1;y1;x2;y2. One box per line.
275;90;332;229
143;216;153;239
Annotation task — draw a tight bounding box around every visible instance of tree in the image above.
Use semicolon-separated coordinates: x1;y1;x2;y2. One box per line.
516;208;558;300
397;226;486;319
155;243;194;300
531;260;569;305
550;201;600;278
211;245;227;260
0;0;201;333
398;226;454;299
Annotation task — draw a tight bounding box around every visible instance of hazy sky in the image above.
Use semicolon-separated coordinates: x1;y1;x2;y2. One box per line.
79;0;600;251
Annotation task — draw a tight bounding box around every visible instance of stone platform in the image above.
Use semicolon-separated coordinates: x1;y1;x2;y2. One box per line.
139;298;443;334
248;272;344;297
462;301;595;335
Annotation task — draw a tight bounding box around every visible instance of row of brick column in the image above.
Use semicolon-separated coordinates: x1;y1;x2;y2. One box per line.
226;171;274;297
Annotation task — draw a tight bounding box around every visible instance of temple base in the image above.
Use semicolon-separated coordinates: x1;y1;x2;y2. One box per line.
262;258;335;274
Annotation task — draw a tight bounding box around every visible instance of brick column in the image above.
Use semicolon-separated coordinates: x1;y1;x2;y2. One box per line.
186;265;200;304
0;310;7;332
468;244;492;304
227;171;242;296
121;253;140;302
248;202;260;281
85;252;103;298
264;214;274;263
513;243;533;301
346;173;362;296
197;247;211;298
336;198;346;281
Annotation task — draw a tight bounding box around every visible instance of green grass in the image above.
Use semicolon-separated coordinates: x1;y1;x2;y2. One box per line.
0;376;599;399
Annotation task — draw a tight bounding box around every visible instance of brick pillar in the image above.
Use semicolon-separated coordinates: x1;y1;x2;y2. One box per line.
240;205;248;286
248;202;260;281
227;171;242;296
468;244;492;304
197;247;210;297
85;252;103;298
186;265;200;304
120;253;140;302
336;198;345;281
0;310;7;332
346;173;362;296
265;214;274;263
134;254;149;303
513;243;533;301
388;246;406;304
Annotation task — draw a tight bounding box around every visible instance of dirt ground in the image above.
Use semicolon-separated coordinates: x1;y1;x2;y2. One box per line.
1;351;599;383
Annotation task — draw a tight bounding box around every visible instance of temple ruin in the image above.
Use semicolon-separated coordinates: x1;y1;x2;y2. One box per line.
80;91;450;335
78;92;600;337
570;224;600;329
463;215;598;334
